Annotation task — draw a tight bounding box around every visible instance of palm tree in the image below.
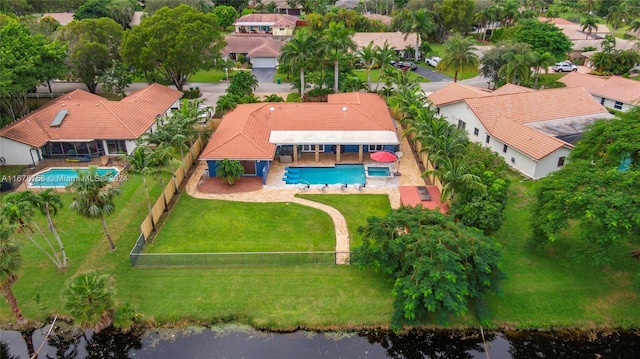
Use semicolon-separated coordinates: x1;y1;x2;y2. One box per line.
439;33;480;82
263;94;284;102
66;166;121;251
216;159;245;185
373;43;398;91
0;221;27;326
278;28;319;97
628;18;640;36
214;94;239;118
531;51;555;87
474;6;495;42
35;190;67;269
227;71;259;97
2;191;64;268
122;144;170;221
581;15;599;39
424;153;486;203
606;3;628;35
63;270;115;332
401;9;434;60
499;50;537;85
322;21;357;93
358;41;377;92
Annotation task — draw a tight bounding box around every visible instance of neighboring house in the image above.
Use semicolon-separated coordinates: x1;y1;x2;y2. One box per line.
352;32;418;54
129;11;144;26
363;14;392;27
572;38;638;61
537;17;608;41
558;72;640;111
233;13;299;37
334;0;359;9
221;36;284;69
271;0;302;16
0;84;182;166
428;83;614;179
41;12;74;25
200;93;399;183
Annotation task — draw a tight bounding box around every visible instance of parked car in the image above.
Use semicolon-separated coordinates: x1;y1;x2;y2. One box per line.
425;56;441;67
391;60;417;70
552;62;577;72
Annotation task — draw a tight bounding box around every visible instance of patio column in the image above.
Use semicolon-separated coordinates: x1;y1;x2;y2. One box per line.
336;144;341;163
358;145;363;162
315;145;319;162
293;144;298;163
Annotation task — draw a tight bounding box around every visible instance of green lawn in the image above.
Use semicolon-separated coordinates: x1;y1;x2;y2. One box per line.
189;68;238;83
147;196;335;253
2;171;639;330
0;165;24;179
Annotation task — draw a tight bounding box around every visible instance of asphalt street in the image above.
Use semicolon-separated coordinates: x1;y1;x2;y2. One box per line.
37;72;491;107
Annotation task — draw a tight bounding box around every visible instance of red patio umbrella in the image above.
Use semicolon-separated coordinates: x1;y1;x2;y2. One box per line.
370;151;397;163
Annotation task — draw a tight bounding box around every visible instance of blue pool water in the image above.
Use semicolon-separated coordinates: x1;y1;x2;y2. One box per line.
283;164;365;185
28;167;120;188
367;167;391;176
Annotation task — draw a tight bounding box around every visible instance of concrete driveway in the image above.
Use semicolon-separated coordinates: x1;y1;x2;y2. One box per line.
251;68;276;83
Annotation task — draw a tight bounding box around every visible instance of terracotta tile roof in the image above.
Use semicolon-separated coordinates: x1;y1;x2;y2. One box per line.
352;32;418;51
427;82;491;106
0;84;182;147
234;14;298;28
558;72;640;105
491;83;536;95
200;93;395;160
222;36;283;57
464;87;610;159
41;12;74;25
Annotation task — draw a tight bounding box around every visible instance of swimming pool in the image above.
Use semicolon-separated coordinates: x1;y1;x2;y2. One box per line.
28;167;121;188
367;167;391;176
283;164;365;185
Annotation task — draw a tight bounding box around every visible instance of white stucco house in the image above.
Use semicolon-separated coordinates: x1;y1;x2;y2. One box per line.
0;84;182;166
427;83;614;179
558;72;640;112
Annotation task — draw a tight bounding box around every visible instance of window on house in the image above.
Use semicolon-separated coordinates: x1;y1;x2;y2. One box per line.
457;120;466;130
301;145;325;152
600;97;605;105
557;156;566;167
473;128;479;136
503;144;508;153
614;101;623;110
106;140;126;154
368;144;384;152
485;135;490;144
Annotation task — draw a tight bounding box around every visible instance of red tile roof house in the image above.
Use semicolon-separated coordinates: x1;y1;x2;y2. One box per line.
558;72;640;112
428;83;614;179
0;84;182;166
199;93;399;184
221;36;284;69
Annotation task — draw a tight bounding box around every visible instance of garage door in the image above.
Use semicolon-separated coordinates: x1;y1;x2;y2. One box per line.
252;57;277;69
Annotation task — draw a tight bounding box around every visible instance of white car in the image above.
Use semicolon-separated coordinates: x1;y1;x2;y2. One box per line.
425;56;441;67
552;62;577;72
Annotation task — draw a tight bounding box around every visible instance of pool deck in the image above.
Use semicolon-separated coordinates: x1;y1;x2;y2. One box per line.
187;135;447;264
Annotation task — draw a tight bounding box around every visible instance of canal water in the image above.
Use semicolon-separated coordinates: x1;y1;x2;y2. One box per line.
2;325;639;358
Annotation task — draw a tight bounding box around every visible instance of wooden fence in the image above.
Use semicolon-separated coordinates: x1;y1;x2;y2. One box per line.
138;137;204;241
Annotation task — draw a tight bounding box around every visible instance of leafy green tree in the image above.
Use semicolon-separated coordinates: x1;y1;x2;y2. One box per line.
227;71;258;97
73;0;111;21
214;94;240;117
213;5;239;29
531;107;640;266
2;191;65;268
0;16;67;122
264;94;285;102
438;33;479;82
322;21;357;93
395;9;434;59
440;0;475;34
278;28;320;97
498;49;537;85
480;41;532;86
66;166;121;251
63;270;115;331
0;222;26;326
605;2;628;35
107;0;136;29
121;4;224;91
98;60;136;98
216;159;245;185
474;6;496;41
531;51;555;88
506;19;572;61
144;0;216;14
424;152;486;203
55;18;123;93
353;207;505;329
35;190;67;269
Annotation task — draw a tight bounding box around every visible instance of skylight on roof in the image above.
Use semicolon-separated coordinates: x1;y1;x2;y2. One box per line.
51;109;69;127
